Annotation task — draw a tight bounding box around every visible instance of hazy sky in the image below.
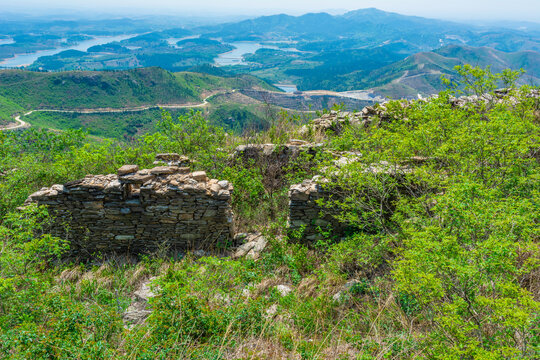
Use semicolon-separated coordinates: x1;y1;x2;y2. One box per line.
2;0;540;22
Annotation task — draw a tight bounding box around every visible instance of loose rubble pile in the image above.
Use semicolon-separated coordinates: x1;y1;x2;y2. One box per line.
25;154;234;256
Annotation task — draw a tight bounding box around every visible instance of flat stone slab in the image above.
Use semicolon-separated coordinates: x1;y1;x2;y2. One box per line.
118;165;139;176
192;171;207;182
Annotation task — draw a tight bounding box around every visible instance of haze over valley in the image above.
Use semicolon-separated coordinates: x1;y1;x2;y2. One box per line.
1;7;539;101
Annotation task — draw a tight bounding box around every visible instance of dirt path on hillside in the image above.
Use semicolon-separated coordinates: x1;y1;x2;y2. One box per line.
0;89;319;131
0;92;223;131
0;112;30;131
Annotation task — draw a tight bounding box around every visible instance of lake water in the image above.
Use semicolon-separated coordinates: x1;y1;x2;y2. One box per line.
215;42;266;66
0;38;14;46
0;34;138;67
214;42;302;66
275;84;298;93
166;35;200;48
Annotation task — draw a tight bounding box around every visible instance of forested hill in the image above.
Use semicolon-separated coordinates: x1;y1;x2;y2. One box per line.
0;67;276;110
201;8;540;52
289;44;540;98
368;45;540;98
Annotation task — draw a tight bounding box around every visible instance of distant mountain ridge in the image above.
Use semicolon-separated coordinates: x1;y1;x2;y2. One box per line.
201;8;540;98
200;8;540;53
0;8;538;100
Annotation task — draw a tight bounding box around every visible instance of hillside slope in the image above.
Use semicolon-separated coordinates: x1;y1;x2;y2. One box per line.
317;45;540;98
0;67;276;110
372;45;540;97
0;94;22;126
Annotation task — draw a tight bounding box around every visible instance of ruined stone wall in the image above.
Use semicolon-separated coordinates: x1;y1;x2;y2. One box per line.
288;178;344;242
288;161;413;242
25;161;234;256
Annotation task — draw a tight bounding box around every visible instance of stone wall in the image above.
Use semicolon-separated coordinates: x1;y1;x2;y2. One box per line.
233;141;322;166
25;159;234;256
303;89;540;135
288;161;414;242
288;178;344;242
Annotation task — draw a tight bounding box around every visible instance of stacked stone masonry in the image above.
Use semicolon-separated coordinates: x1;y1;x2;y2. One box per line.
288;161;414;242
288;178;344;242
25;156;234;255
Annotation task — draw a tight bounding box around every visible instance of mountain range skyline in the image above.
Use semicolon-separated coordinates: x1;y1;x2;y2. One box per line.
1;1;540;22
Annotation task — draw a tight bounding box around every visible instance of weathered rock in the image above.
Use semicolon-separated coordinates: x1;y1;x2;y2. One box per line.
192;171;207;182
155;153;191;167
233;233;268;260
134;278;158;302
156;153;181;162
265;303;278;318
149;166;179;175
123;302;152;325
123;277;159;326
332;280;361;302
118;165;139;176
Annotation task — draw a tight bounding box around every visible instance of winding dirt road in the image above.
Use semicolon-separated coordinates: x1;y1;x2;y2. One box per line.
0;92;220;131
0;112;30;130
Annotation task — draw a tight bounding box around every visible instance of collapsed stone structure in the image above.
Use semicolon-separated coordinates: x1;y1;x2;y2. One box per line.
305;89;540;135
233;140;323;165
25;154;234;255
28;89;532;254
288;177;343;242
288;160;415;241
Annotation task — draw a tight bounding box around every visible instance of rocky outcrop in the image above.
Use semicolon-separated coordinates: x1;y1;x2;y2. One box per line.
25;155;234;256
232;233;268;260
